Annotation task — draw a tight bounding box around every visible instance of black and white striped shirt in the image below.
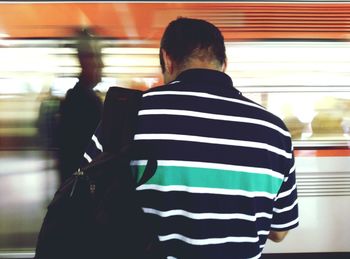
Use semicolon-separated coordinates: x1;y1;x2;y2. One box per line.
84;69;299;259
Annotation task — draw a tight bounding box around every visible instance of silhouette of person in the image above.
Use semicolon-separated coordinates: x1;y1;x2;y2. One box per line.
36;85;60;150
57;28;103;183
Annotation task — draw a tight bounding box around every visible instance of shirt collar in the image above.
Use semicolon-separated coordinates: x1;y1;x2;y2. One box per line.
171;68;240;96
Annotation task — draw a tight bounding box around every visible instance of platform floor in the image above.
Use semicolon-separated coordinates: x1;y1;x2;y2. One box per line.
0;150;59;253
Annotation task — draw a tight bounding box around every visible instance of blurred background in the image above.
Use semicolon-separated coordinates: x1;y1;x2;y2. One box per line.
0;1;349;258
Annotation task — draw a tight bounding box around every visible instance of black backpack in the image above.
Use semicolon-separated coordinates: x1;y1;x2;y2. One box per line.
34;87;161;259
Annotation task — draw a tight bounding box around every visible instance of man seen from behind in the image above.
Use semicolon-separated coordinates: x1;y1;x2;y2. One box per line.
131;17;299;259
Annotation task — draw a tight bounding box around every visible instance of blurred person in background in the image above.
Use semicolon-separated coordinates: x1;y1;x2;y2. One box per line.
57;28;103;184
36;85;60;150
284;116;305;140
311;97;345;139
311;112;344;138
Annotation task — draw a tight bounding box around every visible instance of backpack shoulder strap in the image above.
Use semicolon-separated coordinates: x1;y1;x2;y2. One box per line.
81;148;157;188
137;159;157;187
101;86;143;153
81;86;157;186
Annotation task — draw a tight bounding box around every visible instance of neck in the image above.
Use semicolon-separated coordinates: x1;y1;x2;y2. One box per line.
78;75;96;89
169;61;223;83
179;61;221;74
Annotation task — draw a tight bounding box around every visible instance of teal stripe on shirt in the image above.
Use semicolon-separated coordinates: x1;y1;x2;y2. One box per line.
134;165;283;195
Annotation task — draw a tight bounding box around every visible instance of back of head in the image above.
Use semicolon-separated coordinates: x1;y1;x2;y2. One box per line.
75;28;103;87
76;28;102;62
160;17;226;73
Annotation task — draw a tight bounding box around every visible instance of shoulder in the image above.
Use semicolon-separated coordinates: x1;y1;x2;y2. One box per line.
143;83;174;94
240;93;289;132
63;88;75;99
235;93;293;153
105;86;143;99
60;88;76;107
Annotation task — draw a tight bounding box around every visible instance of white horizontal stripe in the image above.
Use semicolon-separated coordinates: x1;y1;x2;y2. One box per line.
167;257;177;259
256;212;273;219
142;90;265;111
139;109;290;137
83;152;92;163
289;163;296;175
276;183;297;200
271;217;299;229
248;253;262;259
257;230;270;236
159;233;259;245
273;199;298;213
131;159;284;180
169;80;180;85
284;163;296;182
143;208;272;221
136;184;276;199
134;133;292;159
92;134;103;152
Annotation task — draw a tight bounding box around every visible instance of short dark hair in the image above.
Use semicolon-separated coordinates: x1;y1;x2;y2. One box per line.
160;17;226;73
75;27;102;62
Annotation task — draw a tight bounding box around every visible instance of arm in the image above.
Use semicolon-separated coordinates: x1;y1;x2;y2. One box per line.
270;144;299;242
268;230;289;242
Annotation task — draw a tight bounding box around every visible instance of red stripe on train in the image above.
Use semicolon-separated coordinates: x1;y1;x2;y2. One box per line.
295;149;350;157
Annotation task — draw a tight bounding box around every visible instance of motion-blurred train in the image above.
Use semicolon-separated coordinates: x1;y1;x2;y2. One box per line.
0;2;349;258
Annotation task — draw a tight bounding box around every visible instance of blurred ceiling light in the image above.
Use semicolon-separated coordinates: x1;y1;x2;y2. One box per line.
104;66;159;74
114;4;139;38
225;41;350;87
0;32;10;46
103;47;159;55
103;55;159;67
0;41;349;90
78;9;91;28
134;77;159;88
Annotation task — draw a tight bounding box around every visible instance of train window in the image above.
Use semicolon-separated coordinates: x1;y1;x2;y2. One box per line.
225;41;350;148
0;40;350;149
243;91;350;144
0;39;350;256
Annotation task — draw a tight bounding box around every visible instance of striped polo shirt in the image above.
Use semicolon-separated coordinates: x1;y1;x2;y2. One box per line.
131;69;298;259
83;69;298;259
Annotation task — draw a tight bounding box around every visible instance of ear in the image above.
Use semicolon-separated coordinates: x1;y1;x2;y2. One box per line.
161;49;174;74
221;59;227;72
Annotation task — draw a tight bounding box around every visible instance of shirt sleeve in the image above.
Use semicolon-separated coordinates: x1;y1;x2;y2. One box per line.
80;122;104;167
271;148;299;231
